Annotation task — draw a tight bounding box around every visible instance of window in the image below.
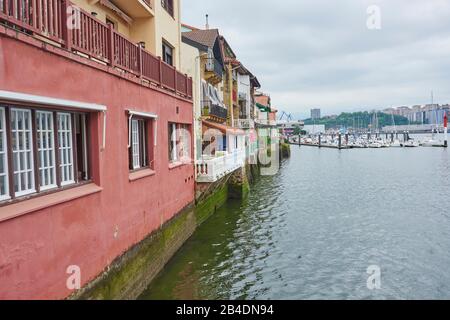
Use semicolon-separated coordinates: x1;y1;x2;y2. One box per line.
129;119;149;170
162;41;174;66
36;111;56;190
74;114;90;181
0;105;91;202
105;17;117;30
168;123;177;162
11;108;35;197
168;123;191;163
161;0;174;16
179;124;191;160
58;113;74;186
0;107;8;200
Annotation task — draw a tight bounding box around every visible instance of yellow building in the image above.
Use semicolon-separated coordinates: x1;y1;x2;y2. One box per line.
71;0;182;68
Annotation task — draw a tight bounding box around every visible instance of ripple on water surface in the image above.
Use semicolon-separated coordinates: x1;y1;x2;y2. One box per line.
140;147;450;300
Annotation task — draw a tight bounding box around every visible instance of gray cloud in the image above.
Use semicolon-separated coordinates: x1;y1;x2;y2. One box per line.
182;0;450;118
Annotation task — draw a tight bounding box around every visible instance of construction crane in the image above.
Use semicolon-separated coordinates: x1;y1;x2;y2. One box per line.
279;111;293;122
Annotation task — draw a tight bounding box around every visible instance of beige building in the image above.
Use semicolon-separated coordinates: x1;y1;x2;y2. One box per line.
71;0;182;68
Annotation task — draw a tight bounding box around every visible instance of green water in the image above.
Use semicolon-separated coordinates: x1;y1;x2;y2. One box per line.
140;146;450;300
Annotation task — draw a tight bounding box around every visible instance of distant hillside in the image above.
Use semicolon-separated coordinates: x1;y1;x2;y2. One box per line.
304;112;410;130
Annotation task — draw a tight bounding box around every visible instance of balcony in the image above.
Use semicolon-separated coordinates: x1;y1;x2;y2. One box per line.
202;100;228;121
109;0;154;18
0;0;192;99
196;149;246;183
255;119;277;127
204;57;223;85
234;119;255;129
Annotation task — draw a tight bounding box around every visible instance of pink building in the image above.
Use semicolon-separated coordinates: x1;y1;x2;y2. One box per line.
0;1;194;299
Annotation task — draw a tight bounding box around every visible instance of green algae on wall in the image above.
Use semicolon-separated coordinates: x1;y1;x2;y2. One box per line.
72;205;197;300
72;167;255;300
73;182;231;300
195;183;229;226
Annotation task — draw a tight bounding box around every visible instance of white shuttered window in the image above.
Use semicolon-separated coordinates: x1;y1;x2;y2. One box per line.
0;107;9;200
131;119;140;169
37;111;57;190
58;113;74;186
11;108;35;197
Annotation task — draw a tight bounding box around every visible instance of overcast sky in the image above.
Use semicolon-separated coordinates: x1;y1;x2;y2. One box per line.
181;0;450;119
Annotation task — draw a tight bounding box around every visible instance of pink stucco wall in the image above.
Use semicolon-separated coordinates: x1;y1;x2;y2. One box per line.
0;32;194;299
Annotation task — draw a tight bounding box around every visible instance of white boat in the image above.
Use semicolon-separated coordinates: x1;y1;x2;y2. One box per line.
390;139;402;147
422;139;443;147
402;139;420;148
422;129;443;147
369;141;383;148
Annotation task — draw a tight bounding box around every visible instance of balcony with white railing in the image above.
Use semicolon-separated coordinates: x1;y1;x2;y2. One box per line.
195;149;246;183
234;119;255;129
254;119;278;127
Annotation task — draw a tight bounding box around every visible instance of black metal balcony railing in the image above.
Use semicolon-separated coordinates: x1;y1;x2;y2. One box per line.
205;58;223;79
202;100;228;120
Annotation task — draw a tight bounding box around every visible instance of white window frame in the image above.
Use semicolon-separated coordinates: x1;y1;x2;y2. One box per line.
131;119;141;170
170;123;178;162
0;107;9;201
11;108;35;197
36;111;57;191
127;110;158;171
58;113;75;186
179;124;191;161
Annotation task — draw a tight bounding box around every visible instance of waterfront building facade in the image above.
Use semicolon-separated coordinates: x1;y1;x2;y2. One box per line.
0;0;194;299
254;93;279;165
182;28;260;183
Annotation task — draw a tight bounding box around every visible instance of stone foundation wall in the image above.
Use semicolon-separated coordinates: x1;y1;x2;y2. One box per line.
72;164;257;300
72;181;230;300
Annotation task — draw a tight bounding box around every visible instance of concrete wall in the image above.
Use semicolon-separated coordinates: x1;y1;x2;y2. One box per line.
0;31;194;300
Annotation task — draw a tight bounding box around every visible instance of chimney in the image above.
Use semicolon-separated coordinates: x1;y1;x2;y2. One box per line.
205;14;209;30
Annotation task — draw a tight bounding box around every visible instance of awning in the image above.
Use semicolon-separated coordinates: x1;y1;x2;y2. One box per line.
0;90;108;150
127;109;158;147
127;109;158;119
202;120;246;135
256;103;270;112
0;90;107;111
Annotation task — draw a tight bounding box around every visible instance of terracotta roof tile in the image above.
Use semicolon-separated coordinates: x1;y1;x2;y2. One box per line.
182;29;220;49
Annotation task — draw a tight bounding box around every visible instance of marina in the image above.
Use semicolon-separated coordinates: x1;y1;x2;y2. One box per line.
289;113;448;150
289;133;447;149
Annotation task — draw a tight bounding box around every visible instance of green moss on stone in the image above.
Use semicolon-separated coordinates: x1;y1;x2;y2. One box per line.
195;184;229;226
74;207;196;300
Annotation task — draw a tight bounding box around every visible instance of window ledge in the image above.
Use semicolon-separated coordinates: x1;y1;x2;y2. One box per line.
0;183;103;223
169;162;185;170
129;169;156;182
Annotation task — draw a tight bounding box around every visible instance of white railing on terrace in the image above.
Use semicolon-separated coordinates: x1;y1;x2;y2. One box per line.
234;119;255;129
195;149;246;183
254;119;277;126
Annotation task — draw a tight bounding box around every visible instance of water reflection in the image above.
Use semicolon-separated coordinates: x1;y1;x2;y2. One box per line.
140;146;450;300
